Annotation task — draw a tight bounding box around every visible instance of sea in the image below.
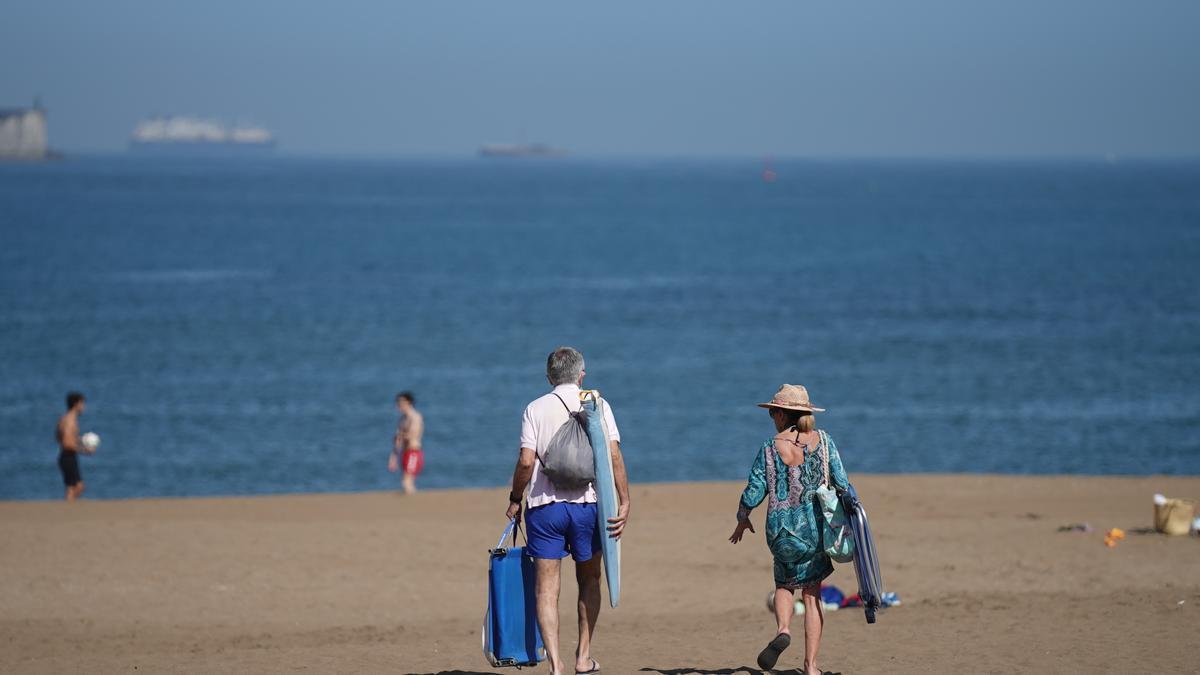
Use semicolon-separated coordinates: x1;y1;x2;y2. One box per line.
1;156;1198;500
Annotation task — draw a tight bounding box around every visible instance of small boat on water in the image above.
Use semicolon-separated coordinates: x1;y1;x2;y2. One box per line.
478;142;564;158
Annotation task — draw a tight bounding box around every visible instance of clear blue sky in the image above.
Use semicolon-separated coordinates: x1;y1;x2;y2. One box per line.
3;0;1198;157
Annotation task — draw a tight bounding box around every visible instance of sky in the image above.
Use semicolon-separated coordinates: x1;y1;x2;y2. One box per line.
2;0;1198;157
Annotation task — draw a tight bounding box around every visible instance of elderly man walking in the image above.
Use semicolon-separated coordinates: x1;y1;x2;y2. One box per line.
505;347;630;675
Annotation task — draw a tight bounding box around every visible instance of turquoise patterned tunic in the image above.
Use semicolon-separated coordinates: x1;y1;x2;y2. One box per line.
737;430;850;589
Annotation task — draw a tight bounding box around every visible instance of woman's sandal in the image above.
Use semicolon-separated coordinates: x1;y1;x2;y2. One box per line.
575;658;600;675
756;633;791;670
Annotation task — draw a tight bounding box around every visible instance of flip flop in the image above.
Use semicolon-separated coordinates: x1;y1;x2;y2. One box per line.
576;658;600;674
756;633;791;671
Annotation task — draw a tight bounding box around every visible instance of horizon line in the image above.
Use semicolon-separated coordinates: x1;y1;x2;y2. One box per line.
35;149;1200;164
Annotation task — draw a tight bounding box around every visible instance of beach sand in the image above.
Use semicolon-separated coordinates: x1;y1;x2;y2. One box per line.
2;475;1197;674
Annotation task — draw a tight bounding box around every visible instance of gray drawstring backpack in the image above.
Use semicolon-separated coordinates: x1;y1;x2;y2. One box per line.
536;394;596;490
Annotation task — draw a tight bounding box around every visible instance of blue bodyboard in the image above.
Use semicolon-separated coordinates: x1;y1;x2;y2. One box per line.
581;391;621;608
483;520;545;668
840;484;885;624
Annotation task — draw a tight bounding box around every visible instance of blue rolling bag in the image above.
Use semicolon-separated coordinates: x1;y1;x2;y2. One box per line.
482;519;546;668
840;484;885;624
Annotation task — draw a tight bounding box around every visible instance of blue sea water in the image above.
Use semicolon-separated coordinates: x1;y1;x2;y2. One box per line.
1;156;1198;500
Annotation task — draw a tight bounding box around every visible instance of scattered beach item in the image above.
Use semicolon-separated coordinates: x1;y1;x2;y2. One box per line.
1104;528;1126;548
483;519;545;668
841;590;902;609
766;584;895;615
764;588;840;614
1057;523;1092;533
1153;494;1196;536
841;484;886;623
581;390;622;608
821;585;845;610
81;431;100;452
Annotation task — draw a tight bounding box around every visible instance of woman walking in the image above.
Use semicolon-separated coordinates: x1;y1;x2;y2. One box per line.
729;384;850;674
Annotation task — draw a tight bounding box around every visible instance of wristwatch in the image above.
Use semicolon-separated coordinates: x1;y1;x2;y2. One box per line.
509;491;523;505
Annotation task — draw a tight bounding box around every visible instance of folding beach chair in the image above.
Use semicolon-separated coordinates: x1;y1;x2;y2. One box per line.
482;518;546;668
841;484;885;624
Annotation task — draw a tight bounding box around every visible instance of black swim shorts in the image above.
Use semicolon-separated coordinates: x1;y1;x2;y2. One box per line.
58;451;81;487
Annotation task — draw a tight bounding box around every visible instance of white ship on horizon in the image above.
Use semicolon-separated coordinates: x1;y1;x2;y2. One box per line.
478;142;564;158
130;116;275;154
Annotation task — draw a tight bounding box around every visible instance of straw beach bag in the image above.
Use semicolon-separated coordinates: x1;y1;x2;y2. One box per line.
1153;498;1196;536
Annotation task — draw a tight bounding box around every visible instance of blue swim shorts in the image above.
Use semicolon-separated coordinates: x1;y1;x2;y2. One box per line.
525;501;601;562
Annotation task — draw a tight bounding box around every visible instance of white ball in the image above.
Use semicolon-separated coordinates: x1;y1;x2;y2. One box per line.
81;432;100;451
765;591;776;613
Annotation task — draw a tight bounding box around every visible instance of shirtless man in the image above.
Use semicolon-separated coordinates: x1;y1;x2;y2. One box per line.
387;391;424;494
56;391;93;502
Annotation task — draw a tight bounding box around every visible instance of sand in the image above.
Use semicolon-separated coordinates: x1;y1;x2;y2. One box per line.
2;475;1198;674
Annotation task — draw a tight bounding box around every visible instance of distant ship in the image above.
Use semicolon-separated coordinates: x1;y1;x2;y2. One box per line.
130;116;275;155
478;142;563;158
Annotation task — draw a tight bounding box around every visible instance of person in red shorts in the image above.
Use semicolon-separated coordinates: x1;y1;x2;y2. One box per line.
388;391;424;494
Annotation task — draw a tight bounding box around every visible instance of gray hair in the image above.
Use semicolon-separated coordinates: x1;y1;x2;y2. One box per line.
546;346;585;385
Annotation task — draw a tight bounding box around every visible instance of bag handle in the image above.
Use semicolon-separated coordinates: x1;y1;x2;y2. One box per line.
819;429;830;488
552;393;575;413
495;518;518;551
496;514;530;547
492;517;527;554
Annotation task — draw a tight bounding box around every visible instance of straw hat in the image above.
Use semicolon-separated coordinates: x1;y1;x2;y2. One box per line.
757;384;825;413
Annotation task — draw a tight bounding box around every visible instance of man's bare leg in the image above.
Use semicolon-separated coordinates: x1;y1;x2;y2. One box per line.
535;558;564;675
401;472;416;495
800;583;824;675
65;482;84;502
574;555;602;672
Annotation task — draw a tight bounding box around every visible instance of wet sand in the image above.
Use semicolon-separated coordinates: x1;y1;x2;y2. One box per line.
2;475;1197;674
